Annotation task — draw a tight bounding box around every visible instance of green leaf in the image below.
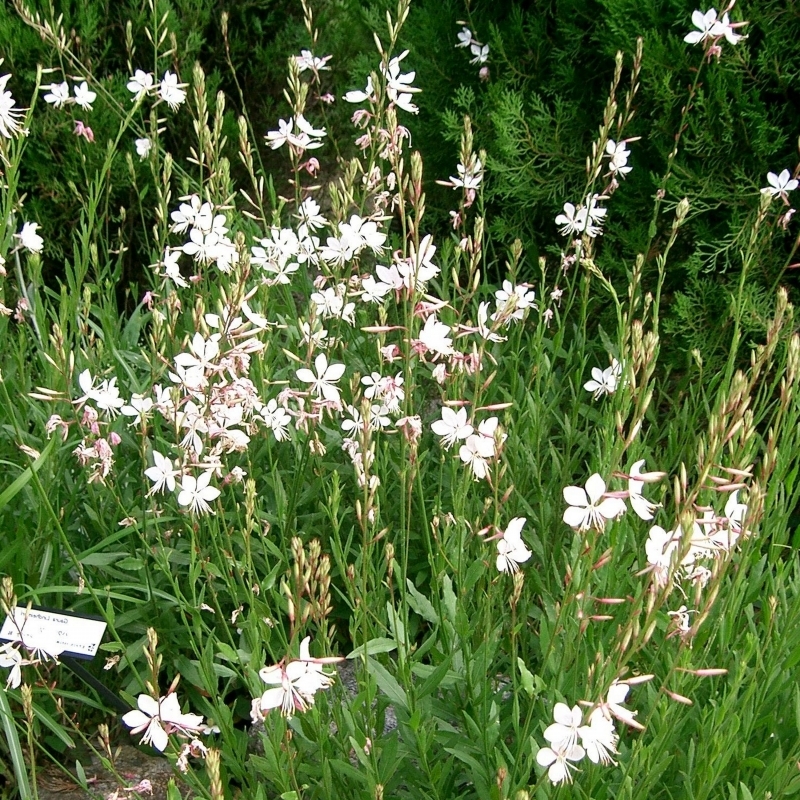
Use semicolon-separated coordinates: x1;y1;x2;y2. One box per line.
0;683;32;799
347;638;397;658
366;656;407;710
0;436;55;512
517;657;534;697
405;579;438;624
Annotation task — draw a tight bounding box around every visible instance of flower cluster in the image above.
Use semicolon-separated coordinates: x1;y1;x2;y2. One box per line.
122;692;206;754
43;79;96;112
252;637;342;720
684;5;747;58
555;193;607;238
127;69;187;110
455;25;490;75
645;487;749;597
536;682;641;784
563;462;663;533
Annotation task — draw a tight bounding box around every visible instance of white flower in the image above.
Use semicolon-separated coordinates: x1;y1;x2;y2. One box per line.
584;358;622;399
761;169;798;199
127;70;154;101
555;202;586;237
578;708;618;765
260;399;291;441
469;43;489;65
294;50;332;72
431;406;473;449
381;50;420;114
493;280;536;325
43;81;70;108
122;694;205;753
562;473;626;532
628;459;659;520
684;9;722;44
73;81;96;111
685;8;746;45
16;222;43;254
536;741;585;785
544;703;583;750
606;139;632;176
418;315;454;357
157;248;187;287
296;353;346;403
495;517;532;574
170;195;202;233
257;638;340;720
296;197;327;231
598;681;643;729
159;71;187;110
177;472;221;515
344;76;375;104
459;433;495;480
456;27;474;48
645;524;679;584
0;643;24;689
135;137;152;159
120;393;154;425
0;73;23;139
144;450;179;495
77;370;125;416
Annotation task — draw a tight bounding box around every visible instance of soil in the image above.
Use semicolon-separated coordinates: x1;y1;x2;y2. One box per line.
36;745;191;800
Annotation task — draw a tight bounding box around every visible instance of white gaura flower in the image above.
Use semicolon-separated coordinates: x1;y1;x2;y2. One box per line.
598;681;643;730
260;399;291;441
73;81;96;111
0;72;24;139
628;459;659;520
761;169;798;200
343;76;375;104
0;643;24;689
257;638;340;719
431;406;473;449
43;81;70;108
456;26;474;48
177;472;221;515
544;703;583;749
555;202;588;237
159;71;187;110
120;393;154;426
418;315;454;357
496;517;532;574
16;222;43;254
127;69;154;101
469;42;489;65
584;359;622;399
536;741;585;785
645;524;679;586
578;708;619;765
122;693;205;752
459;433;495;480
296;353;345;403
144;450;179;495
563;473;626;532
492;280;536;324
606;139;632;176
135;137;152;160
684;8;722;44
294;50;332;72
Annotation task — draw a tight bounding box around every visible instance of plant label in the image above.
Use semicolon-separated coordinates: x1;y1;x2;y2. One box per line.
0;606;107;660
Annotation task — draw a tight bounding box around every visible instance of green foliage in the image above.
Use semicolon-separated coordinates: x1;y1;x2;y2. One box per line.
0;1;799;798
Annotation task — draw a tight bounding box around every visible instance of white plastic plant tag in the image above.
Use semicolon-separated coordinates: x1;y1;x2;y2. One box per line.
0;606;107;660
